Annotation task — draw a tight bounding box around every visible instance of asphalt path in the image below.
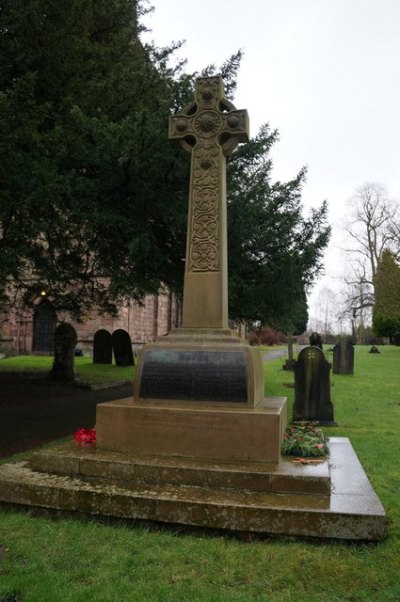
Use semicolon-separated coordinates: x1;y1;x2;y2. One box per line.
0;374;132;458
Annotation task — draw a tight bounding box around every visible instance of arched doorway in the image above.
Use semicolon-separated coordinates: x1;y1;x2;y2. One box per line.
32;300;57;353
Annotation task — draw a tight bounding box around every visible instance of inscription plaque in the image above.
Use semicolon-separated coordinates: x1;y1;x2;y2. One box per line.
139;349;248;402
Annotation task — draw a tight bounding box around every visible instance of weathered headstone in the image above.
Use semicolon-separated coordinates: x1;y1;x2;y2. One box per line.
333;338;354;375
293;346;336;425
49;322;77;381
283;334;296;370
369;345;380;354
111;329;134;366
93;329;112;364
393;332;400;346
309;332;323;350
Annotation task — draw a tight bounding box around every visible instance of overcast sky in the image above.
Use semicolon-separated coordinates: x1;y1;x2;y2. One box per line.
142;0;400;321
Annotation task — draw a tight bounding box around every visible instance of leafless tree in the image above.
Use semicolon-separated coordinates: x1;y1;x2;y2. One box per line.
341;183;399;327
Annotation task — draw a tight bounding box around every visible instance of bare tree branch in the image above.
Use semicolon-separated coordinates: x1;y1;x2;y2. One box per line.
340;183;400;325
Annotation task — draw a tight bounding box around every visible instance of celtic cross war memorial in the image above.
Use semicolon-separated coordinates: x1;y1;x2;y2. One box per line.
169;75;249;329
96;74;281;459
0;76;387;541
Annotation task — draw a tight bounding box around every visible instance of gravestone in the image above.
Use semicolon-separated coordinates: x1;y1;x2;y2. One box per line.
293;346;336;425
333;338;354;375
111;329;134;366
49;322;77;381
93;329;112;364
393;332;400;346
309;332;323;350
283;334;296;370
369;345;380;354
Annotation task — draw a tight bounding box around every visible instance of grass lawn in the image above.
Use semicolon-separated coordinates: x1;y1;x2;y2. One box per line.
0;346;400;601
0;355;135;386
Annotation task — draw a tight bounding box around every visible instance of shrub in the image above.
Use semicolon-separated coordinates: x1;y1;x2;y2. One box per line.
247;327;286;346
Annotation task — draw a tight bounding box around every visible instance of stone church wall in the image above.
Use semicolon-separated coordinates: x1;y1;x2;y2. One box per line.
0;289;179;356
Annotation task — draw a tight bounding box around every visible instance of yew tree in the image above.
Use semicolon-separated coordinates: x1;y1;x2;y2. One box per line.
226;125;330;333
0;0;330;331
0;0;187;317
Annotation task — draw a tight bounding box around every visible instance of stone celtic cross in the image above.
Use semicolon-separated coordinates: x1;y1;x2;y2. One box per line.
169;75;249;328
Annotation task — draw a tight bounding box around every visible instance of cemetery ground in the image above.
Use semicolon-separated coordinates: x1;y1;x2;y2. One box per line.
0;347;399;601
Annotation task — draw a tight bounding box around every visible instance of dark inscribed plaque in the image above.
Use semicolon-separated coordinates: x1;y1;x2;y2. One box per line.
139;349;248;402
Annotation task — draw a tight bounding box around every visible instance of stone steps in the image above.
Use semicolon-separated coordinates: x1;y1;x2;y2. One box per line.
0;438;387;540
30;442;331;496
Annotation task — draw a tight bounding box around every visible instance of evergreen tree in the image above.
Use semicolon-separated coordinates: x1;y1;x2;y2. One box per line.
227;124;329;332
0;1;330;331
0;0;186;317
372;250;400;338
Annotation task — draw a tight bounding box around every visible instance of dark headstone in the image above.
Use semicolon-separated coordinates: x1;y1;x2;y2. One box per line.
309;332;323;350
112;329;134;366
393;332;400;347
333;339;354;375
369;345;380;354
293;346;336;425
139;349;247;402
93;329;112;364
49;322;77;381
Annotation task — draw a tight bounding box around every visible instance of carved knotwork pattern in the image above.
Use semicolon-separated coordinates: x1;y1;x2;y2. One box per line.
169;76;249;274
193;212;218;240
189;141;220;271
193;188;217;213
195;76;220;105
194;110;222;138
191;242;218;271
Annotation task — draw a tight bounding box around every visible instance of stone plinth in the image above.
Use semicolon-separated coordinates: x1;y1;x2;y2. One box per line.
96;396;287;464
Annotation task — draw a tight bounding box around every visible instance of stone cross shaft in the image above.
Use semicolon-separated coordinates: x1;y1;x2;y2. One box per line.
169;75;249;328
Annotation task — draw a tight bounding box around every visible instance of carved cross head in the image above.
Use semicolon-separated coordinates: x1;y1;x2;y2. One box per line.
169;75;249;156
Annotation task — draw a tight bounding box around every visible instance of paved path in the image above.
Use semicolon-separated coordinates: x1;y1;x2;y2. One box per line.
0;374;132;458
261;348;288;362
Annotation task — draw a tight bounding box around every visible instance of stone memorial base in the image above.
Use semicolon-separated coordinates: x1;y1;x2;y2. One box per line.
96;396;287;463
133;328;265;406
0;438;387;541
0;328;387;541
96;326;284;464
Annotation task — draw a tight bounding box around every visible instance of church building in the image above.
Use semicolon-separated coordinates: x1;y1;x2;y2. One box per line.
0;289;179;356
